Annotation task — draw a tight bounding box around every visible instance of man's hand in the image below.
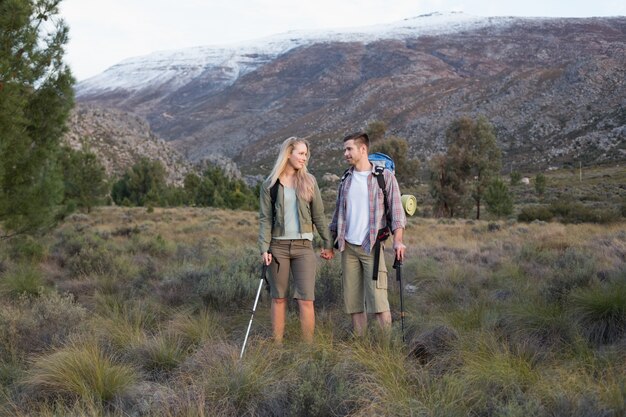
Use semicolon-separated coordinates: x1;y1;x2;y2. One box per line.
393;228;406;261
262;251;272;265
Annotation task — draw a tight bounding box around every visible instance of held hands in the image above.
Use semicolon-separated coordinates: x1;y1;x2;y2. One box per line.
320;248;334;260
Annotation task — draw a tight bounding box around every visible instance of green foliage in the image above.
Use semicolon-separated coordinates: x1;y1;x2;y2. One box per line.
430;154;471;217
517;201;621;224
366;120;387;143
0;264;44;297
111;158;167;207
510;171;522;186
0;0;75;237
485;178;514;217
535;173;547;196
189;166;258;210
549;200;621;224
59;146;108;213
517;205;553;222
370;136;420;187
430;116;502;219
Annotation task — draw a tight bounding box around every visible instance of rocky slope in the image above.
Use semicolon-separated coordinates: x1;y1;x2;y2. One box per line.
63;105;195;185
75;13;626;176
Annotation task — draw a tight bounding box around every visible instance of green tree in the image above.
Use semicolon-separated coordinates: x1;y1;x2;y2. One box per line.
59;146;108;213
370;136;420;187
0;0;74;237
111;158;167;206
510;171;522;186
366;120;387;143
437;116;502;219
429;154;470;218
485;178;514;217
535;173;547;196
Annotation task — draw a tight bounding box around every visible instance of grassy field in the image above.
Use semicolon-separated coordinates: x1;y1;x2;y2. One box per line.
0;206;624;416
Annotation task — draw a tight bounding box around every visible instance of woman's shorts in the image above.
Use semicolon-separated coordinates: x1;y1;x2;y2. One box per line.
268;239;317;301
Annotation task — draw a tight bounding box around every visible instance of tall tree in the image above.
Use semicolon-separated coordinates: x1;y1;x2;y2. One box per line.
0;0;74;237
59;146;108;213
439;116;502;219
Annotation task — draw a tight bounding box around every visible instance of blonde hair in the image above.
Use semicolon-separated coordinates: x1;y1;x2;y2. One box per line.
267;137;315;202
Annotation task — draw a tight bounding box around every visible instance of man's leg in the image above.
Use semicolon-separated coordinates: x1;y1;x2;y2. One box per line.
351;312;368;336
271;298;287;344
342;243;367;336
375;310;392;329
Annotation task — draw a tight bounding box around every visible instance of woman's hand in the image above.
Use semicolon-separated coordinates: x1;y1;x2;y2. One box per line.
262;251;272;265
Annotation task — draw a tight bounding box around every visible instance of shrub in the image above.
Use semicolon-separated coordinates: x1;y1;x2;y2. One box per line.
0;291;88;358
550;200;621;224
8;236;46;263
569;279;626;345
517;205;553;222
24;340;138;404
0;264;45;297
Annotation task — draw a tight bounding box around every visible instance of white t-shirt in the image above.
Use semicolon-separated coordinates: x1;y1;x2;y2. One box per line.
345;170;370;245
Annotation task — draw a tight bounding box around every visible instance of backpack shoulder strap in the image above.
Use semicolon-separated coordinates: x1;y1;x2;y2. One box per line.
372;166;392;228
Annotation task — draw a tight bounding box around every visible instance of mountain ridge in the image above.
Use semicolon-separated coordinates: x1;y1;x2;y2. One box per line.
74;13;626;177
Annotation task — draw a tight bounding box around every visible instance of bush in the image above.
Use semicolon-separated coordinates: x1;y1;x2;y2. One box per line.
0;291;87;358
0;264;45;297
517;205;553;222
8;236;46;263
550;200;620;224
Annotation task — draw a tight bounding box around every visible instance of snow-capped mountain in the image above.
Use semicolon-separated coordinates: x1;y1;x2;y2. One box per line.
76;12;513;96
75;13;626;175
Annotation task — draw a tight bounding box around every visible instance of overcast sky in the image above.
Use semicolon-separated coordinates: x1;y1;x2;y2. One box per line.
59;0;626;81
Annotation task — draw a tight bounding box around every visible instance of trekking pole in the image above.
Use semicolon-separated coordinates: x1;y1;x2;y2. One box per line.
393;258;405;342
240;262;268;359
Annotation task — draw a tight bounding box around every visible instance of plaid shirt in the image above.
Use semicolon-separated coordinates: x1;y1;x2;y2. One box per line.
330;165;406;254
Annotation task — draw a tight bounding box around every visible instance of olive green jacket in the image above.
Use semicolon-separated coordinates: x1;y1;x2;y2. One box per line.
258;176;333;254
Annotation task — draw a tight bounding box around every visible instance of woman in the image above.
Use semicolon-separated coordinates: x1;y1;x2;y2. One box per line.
258;137;334;344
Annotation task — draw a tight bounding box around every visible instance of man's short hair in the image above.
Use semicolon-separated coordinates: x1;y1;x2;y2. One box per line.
343;132;369;148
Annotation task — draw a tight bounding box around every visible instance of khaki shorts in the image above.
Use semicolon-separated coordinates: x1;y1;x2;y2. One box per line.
341;242;389;314
268;239;317;301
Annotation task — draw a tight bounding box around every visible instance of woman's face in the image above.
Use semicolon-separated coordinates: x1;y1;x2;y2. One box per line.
288;142;308;170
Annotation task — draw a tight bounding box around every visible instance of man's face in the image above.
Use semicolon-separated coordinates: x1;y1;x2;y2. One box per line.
343;139;364;166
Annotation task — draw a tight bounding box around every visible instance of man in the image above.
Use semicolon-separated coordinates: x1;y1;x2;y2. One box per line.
329;132;407;336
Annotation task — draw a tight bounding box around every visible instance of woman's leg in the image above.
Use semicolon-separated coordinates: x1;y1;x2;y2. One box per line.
297;299;315;343
271;298;288;344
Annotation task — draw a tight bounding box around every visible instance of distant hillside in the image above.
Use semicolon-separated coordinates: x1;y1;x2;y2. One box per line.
63;105;195;185
74;13;626;177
